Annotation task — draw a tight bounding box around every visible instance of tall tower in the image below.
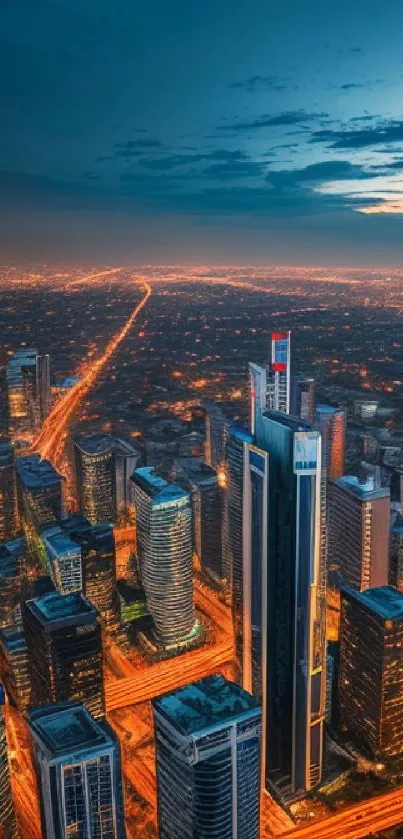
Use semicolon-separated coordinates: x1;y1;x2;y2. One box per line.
74;435;116;525
248;363;267;435
23;591;105;719
328;475;390;590
35;353;51;424
30;702;126;838
6;348;38;446
270;331;291;414
132;467;195;649
0;441;17;542
255;411;325;794
16;454;64;530
204;403;228;469
153;675;261;839
316;405;346;480
291;375;316;425
0;683;18;839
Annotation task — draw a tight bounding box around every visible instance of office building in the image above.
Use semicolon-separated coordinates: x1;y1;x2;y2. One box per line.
30;702;126;838
171;457;224;586
75;436;116;525
132;467;196;649
153;675;261;839
23;591;104;719
0;441;17;541
0;683;18;839
389;510;403;592
339;586;403;757
249;363;268;435
6;348;38;445
316;404;346;480
328;476;390;591
291;374;316;425
0;537;26;628
0;626;31;713
270;330;291;414
42;525;83;595
36;353;51;423
16;454;64;530
254;411;325;793
225;426;253;663
204;402;228;469
114;437;141;513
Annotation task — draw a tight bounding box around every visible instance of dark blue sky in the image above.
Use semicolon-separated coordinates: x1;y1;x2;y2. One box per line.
2;0;403;263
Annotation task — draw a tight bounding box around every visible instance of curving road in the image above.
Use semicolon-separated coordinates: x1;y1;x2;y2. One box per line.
30;278;152;469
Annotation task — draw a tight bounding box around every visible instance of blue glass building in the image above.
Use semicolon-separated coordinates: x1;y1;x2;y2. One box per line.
254;411;325;794
30;702;126;838
153;674;261;839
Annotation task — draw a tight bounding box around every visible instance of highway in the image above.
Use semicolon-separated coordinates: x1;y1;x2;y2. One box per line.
280;787;403;838
29;277;151;470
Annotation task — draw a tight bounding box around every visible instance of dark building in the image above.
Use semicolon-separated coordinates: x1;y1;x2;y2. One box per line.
16;454;64;530
0;683;18;839
36;353;51;424
30;702;126;838
153;675;261;839
171;457;224;586
0;536;26;628
339;586;403;757
291;374;316;425
0;625;30;713
23;591;105;719
204;402;228;470
389;510;403;593
0;441;17;541
328;476;390;591
74;435;116;525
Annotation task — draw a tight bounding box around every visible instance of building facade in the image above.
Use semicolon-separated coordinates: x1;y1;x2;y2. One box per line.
270;331;291;414
291;375;316;425
0;683;18;839
153;675;261;839
16;454;64;530
23;591;105;719
0;441;17;541
204;403;228;470
339;586;403;757
316;405;346;480
328;476;390;590
74;436;116;525
0;626;31;713
30;702;126;838
0;537;26;628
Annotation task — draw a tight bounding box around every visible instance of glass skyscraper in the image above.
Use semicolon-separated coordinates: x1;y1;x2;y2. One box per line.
204;402;228;470
254;411;326;794
132;467;196;649
74;436;117;525
270;331;291;414
30;702;126;838
153;675;261;839
291;374;316;425
0;441;17;542
316;404;346;480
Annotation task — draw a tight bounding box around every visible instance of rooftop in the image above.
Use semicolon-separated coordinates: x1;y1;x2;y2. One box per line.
43;530;81;558
228;424;253;443
0;625;27;655
172;457;217;487
16;455;63;489
153;674;260;736
30;703;113;757
74;434;113;456
343;586;403;622
27;590;97;624
316;404;345;416
263;411;313;433
131;467;189;504
332;474;390;501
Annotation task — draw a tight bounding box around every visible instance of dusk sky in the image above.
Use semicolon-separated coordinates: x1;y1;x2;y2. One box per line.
2;0;403;263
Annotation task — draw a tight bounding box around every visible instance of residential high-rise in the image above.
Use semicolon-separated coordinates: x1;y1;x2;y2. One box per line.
291;375;316;425
0;441;17;541
74;436;116;525
0;683;18;839
153;675;262;839
16;454;64;530
0;537;26;628
29;702;126;839
23;591;104;719
132;467;196;649
270;331;291;414
339;586;403;757
225;426;253;663
204;402;228;469
171;457;224;586
254;411;325;794
328;476;390;590
316;404;346;479
0;626;31;713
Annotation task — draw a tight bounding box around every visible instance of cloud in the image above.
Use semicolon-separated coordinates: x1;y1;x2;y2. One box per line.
202;161;265;180
115;138;163;150
228;75;289;92
266;160;374;186
218;110;328;132
137;149;249;170
312;120;403;149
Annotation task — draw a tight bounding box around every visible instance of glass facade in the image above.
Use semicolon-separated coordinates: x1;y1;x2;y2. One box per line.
132;468;195;648
74;436;116;525
291;375;316;425
316;405;346;480
226;427;253;665
270;331;291;414
204;403;228;470
153;675;261;839
30;702;126;838
0;441;17;542
16;454;64;530
0;537;25;628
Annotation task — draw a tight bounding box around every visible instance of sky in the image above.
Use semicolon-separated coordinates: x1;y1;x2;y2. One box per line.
2;0;403;264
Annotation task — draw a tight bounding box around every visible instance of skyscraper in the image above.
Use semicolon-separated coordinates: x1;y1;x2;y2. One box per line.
29;702;126;838
0;441;17;541
42;525;83;595
270;330;291;414
113;438;142;513
132;467;196;649
6;348;38;445
23;591;105;719
291;374;316;425
171;457;224;586
36;353;51;424
0;683;18;839
204;402;228;469
328;475;390;590
339;586;403;757
16;454;64;530
316;404;346;480
249;363;267;435
254;411;325;794
74;436;116;525
0;626;31;713
389;509;403;592
153;675;261;839
0;536;26;628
